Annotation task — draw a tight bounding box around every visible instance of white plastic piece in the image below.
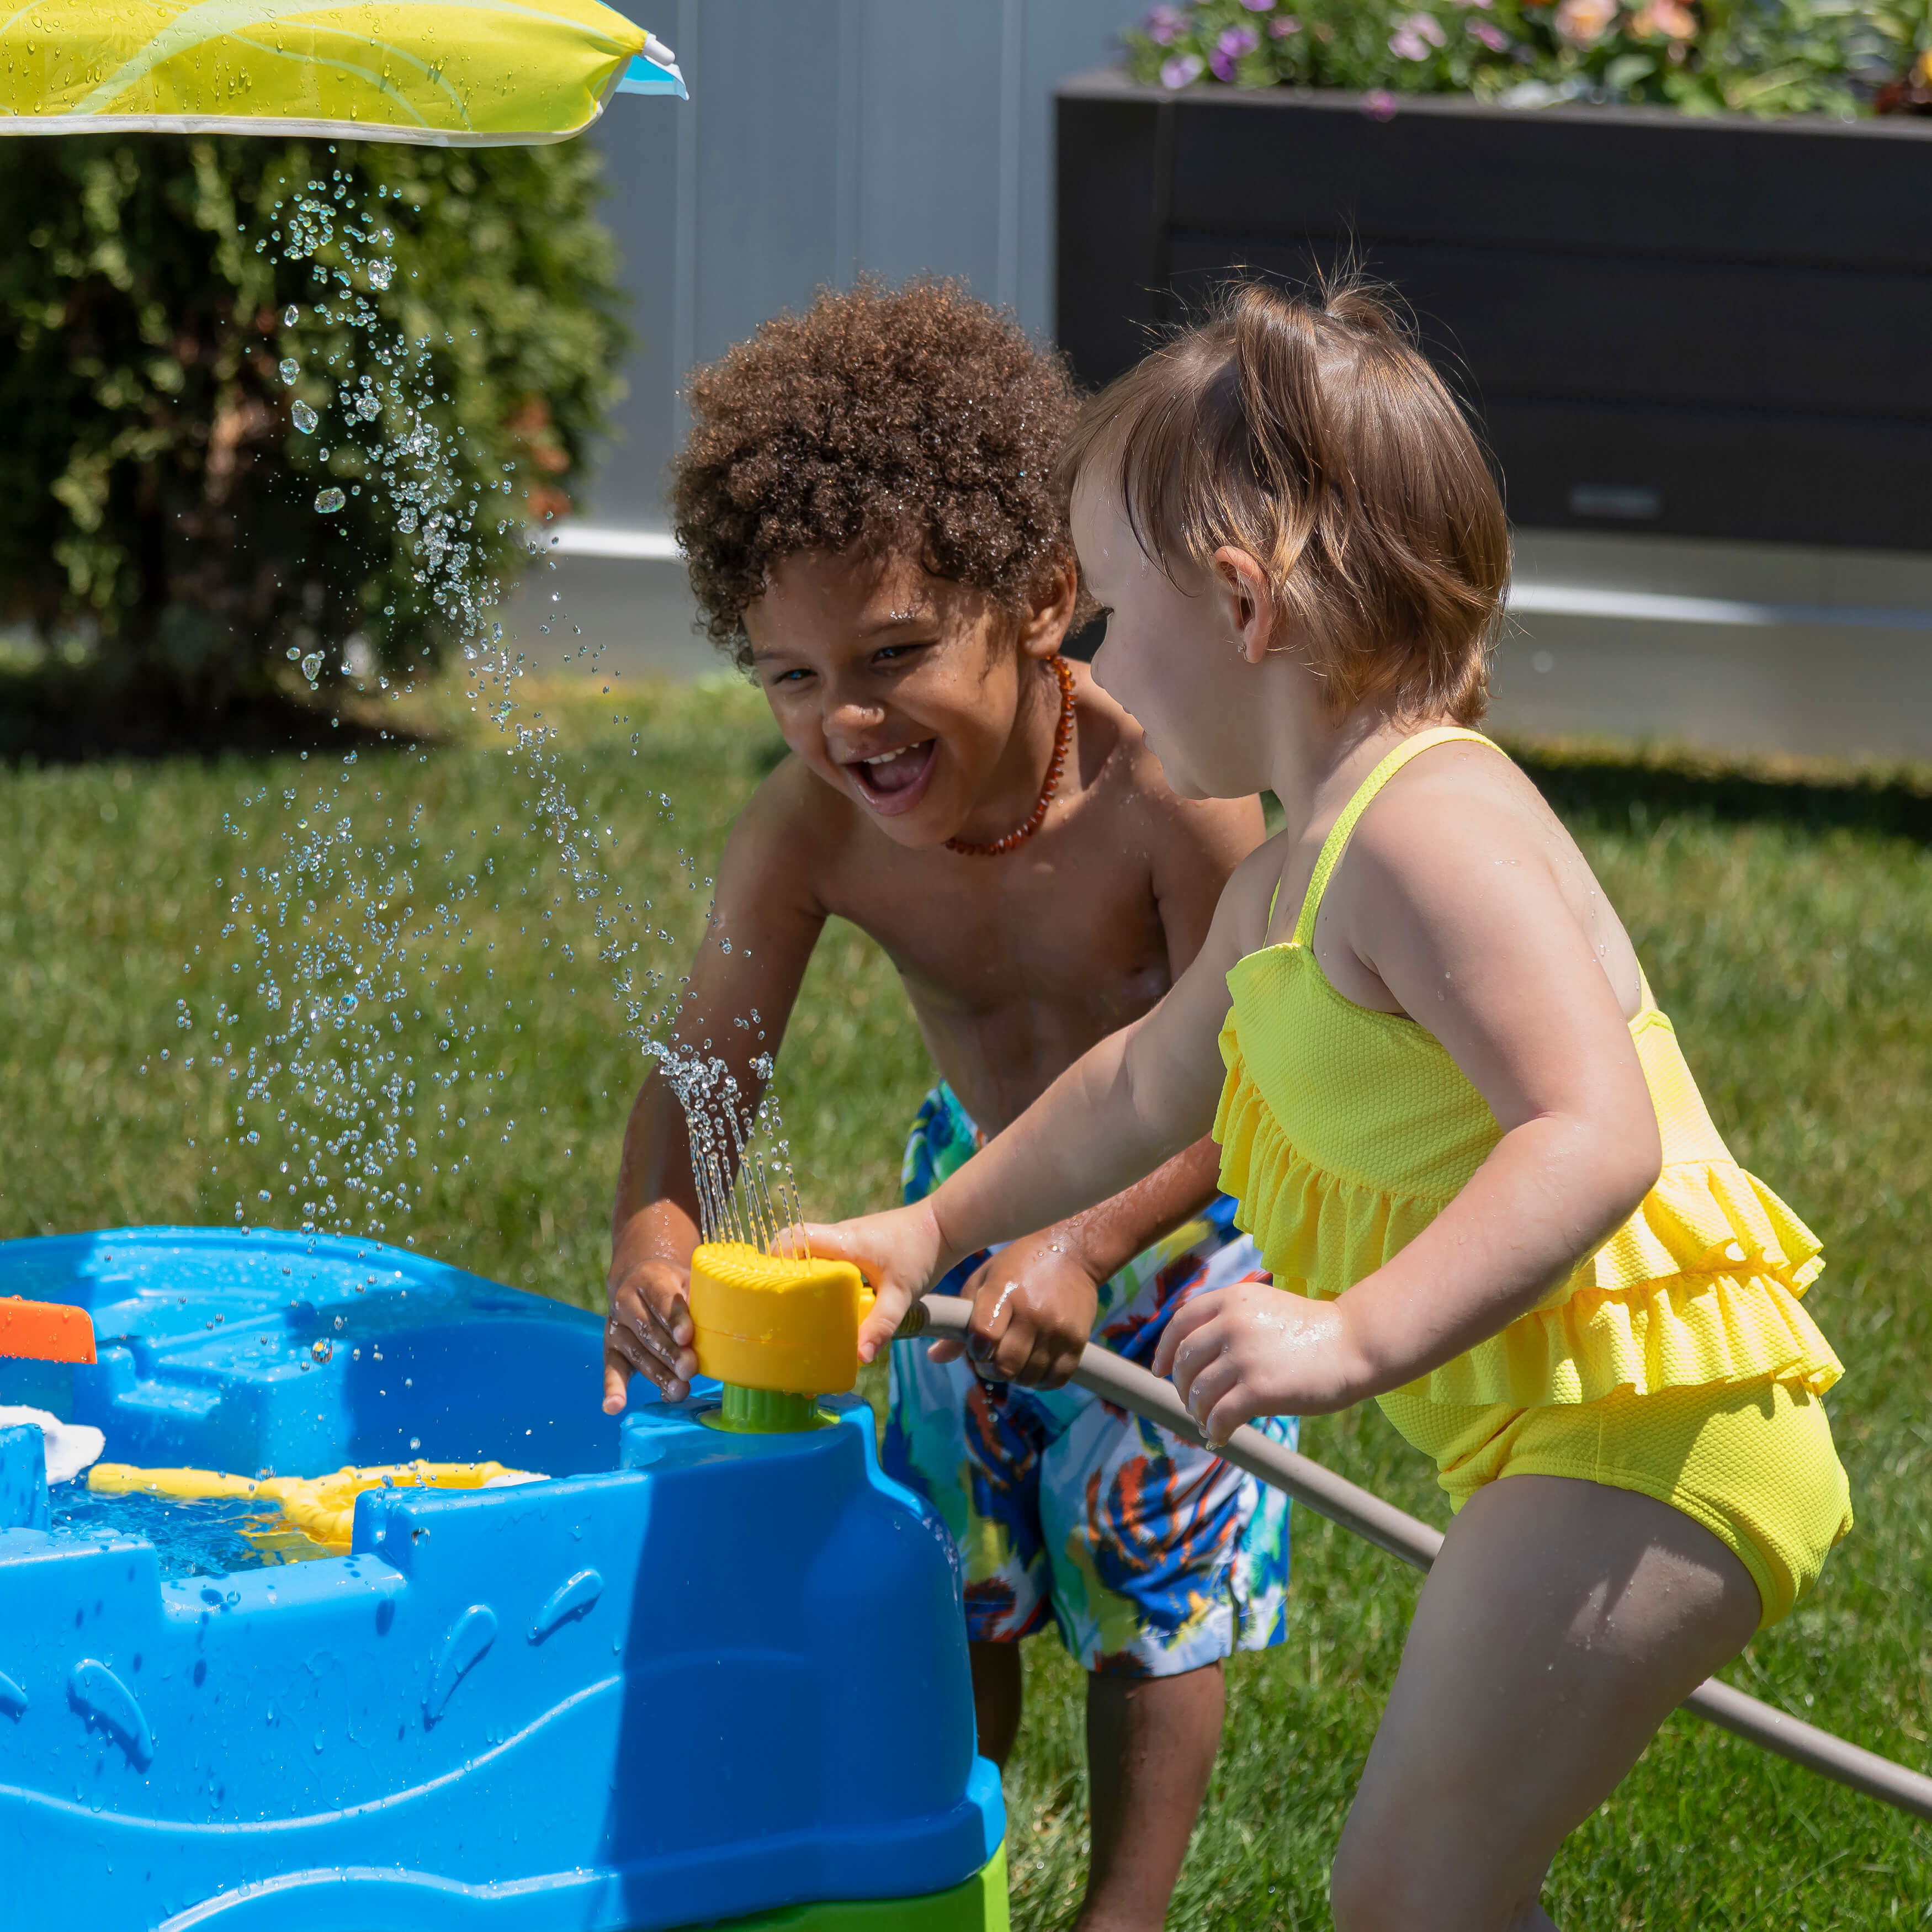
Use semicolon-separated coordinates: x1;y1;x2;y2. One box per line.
0;1406;106;1485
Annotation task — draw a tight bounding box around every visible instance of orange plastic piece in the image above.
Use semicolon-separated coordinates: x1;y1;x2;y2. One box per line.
687;1243;873;1396
0;1297;96;1364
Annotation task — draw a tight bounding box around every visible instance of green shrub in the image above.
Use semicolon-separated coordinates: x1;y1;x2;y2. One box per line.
0;135;626;717
1124;1;1932;119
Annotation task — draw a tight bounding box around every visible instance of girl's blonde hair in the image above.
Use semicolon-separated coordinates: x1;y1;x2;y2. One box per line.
1057;276;1509;724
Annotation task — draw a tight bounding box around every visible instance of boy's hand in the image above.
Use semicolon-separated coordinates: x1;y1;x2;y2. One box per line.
603;1254;698;1411
1152;1281;1368;1444
928;1229;1098;1388
792;1202;948;1365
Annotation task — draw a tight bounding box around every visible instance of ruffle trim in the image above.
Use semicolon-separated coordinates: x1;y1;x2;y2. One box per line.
1214;1050;1842;1409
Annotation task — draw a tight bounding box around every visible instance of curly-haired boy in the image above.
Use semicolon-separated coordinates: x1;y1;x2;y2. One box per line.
603;280;1297;1931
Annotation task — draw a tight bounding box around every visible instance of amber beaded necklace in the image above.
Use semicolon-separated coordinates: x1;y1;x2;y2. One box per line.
945;654;1076;858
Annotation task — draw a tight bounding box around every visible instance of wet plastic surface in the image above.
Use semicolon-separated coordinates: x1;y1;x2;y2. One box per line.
0;1227;1001;1931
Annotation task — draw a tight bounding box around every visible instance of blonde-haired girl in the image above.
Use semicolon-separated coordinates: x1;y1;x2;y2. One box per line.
804;279;1851;1930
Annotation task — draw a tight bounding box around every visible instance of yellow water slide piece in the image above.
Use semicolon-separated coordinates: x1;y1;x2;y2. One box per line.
687;1242;874;1397
0;2;655;146
88;1457;544;1551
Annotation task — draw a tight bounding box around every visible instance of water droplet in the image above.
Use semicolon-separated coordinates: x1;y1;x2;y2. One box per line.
279;358;300;385
300;651;325;682
311;1340;332;1364
314;487;346;514
355;394;380;421
284;305;300;327
409;1437;421;1451
292;400;318;434
369;259;393;290
341;993;358;1012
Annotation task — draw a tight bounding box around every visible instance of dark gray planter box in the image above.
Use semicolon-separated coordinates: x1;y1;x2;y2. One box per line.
1056;70;1932;553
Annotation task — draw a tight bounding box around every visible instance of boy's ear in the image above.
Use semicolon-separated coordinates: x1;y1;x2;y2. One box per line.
1017;558;1080;660
1211;546;1277;666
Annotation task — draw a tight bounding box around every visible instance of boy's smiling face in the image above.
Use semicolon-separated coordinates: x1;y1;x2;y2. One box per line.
744;546;1070;850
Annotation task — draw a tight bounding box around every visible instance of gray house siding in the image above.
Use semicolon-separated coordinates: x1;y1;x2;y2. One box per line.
578;0;1130;534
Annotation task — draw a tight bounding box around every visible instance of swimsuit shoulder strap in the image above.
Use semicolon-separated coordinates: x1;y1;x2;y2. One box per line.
1291;726;1499;946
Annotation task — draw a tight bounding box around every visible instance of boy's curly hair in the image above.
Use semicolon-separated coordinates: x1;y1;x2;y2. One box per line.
671;278;1085;667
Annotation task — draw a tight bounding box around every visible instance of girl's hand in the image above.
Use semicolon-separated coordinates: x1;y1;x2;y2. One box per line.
1153;1282;1368;1444
790;1202;949;1363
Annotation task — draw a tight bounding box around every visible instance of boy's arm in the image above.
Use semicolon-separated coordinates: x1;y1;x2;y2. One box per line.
930;1135;1224;1385
603;768;830;1410
935;793;1265;1386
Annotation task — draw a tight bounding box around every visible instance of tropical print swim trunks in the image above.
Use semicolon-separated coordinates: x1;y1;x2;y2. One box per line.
884;1082;1296;1678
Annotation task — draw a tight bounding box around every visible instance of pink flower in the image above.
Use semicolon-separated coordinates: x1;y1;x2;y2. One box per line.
1144;4;1188;45
1363;88;1398;119
1240;0;1276;10
1633;0;1696;39
1469;18;1508;49
1389;12;1445;60
1554;0;1617;47
1450;0;1493;8
1209;23;1260;76
1159;51;1205;88
1271;14;1301;35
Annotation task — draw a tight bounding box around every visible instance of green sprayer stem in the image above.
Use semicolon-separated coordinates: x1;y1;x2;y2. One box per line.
713;1383;826;1434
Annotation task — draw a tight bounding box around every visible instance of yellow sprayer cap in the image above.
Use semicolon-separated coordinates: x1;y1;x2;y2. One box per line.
687;1241;873;1397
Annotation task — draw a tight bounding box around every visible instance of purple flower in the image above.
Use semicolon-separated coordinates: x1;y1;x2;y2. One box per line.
1271;14;1301;34
1209;23;1260;78
1239;0;1275;9
1469;18;1508;48
1388;10;1445;59
1363;87;1398;119
1159;51;1206;88
1144;4;1187;45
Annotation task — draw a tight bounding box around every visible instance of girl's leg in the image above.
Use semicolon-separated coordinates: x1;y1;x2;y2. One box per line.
1330;1473;1761;1932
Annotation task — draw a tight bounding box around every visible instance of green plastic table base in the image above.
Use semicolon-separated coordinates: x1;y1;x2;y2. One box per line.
674;1845;1008;1931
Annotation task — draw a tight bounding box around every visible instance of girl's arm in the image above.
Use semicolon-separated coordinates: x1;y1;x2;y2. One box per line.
604;770;827;1409
931;789;1267;1386
1157;778;1664;1439
803;839;1282;1358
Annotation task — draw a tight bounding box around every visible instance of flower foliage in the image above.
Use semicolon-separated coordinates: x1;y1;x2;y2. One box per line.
1125;1;1932;118
0;136;625;711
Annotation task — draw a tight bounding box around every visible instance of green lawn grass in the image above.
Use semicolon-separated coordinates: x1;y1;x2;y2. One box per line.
4;681;1930;1928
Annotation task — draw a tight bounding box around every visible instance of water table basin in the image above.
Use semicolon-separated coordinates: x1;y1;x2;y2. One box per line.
0;1226;1005;1931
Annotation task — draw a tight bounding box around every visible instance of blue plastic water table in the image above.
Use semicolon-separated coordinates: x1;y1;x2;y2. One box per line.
0;1227;1006;1931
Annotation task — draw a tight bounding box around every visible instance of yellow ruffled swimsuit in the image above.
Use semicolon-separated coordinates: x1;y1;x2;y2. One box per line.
1214;727;1851;1627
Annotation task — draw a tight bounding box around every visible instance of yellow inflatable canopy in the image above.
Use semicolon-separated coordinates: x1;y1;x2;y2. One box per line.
89;1457;545;1552
0;2;679;146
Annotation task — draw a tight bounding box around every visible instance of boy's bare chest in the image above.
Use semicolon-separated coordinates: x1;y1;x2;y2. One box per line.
822;827;1172;1027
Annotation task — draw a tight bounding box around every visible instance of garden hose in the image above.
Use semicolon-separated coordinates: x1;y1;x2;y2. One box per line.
896;1294;1932;1825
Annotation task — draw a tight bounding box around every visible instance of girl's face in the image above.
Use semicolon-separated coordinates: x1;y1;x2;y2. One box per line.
1073;479;1264;802
744;546;1065;850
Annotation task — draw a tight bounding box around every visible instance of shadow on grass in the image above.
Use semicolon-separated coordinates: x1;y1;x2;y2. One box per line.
0;662;428;764
1506;739;1932;846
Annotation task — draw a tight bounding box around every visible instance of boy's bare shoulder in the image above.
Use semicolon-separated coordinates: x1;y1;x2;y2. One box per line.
724;750;866;901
